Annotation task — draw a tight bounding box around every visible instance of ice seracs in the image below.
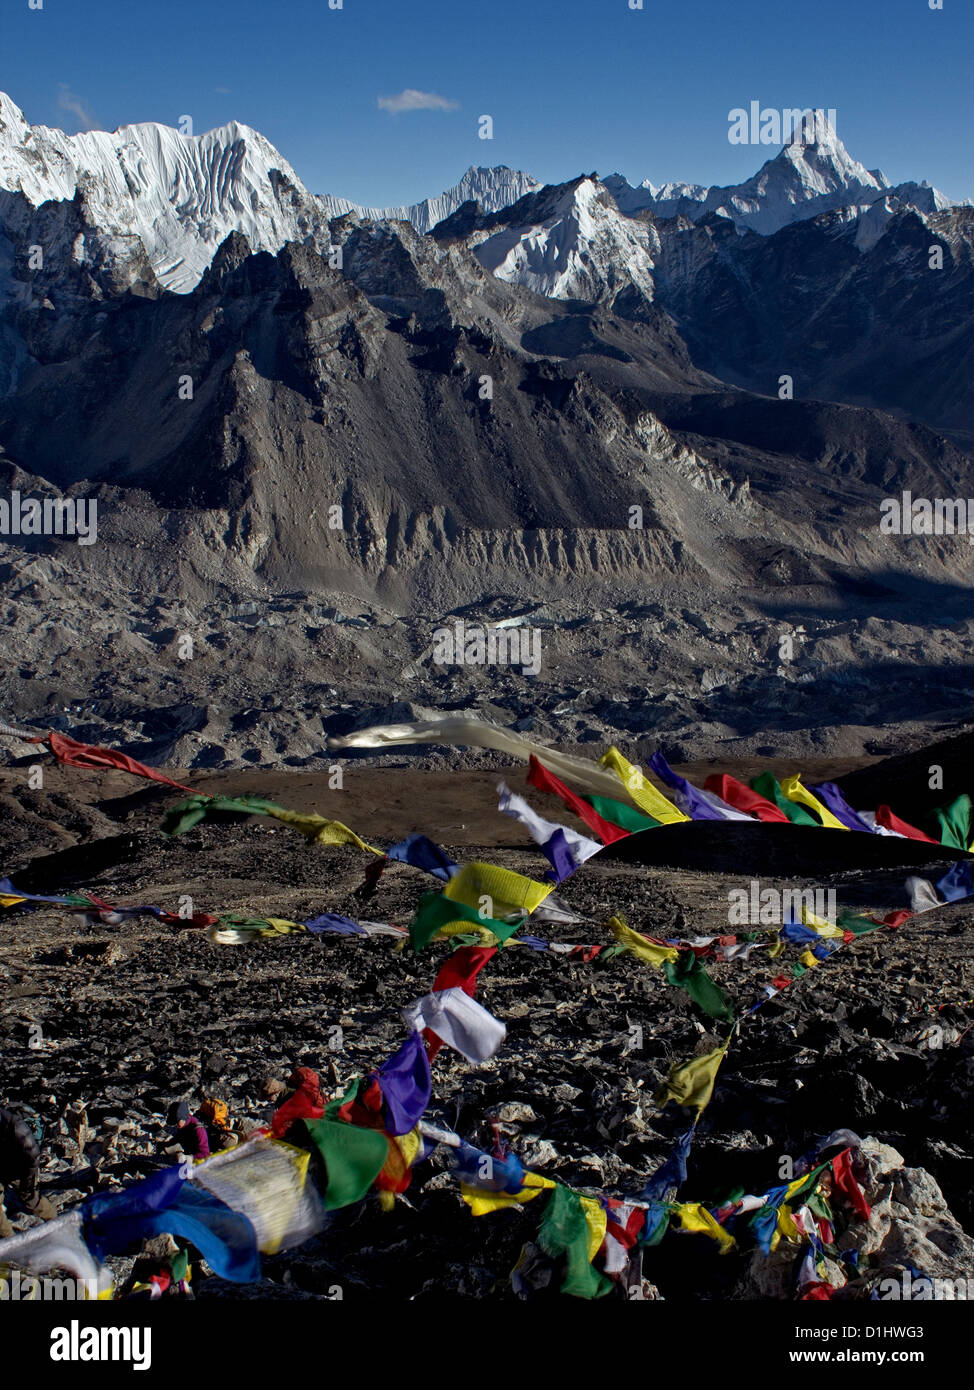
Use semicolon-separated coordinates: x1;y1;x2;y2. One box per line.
0;92;328;292
322;166;542;235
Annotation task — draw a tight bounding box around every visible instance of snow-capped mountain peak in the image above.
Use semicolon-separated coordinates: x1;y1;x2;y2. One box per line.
319;165;542;235
0;92;327;292
467;175;658;302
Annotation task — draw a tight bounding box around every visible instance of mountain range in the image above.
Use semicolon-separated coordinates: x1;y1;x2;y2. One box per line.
0;93;972;764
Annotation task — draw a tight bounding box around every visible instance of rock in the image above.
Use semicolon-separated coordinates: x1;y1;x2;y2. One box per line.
485;1102;537;1124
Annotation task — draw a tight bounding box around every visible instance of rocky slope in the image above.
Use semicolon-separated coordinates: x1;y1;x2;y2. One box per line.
0;762;972;1299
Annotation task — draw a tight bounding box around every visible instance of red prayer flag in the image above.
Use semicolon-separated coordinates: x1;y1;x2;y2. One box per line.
831;1148;871;1220
46;731;197;795
875;805;938;843
704;774;791;824
526;756;629;844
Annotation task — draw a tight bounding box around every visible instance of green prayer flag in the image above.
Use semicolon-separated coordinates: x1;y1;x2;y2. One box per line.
296;1118;390;1210
161;794;279;836
750;773;820;827
931;794;972;851
586;795;660;832
538;1185;611;1300
837;910;882;936
409;890;523;952
324;1077;361;1120
664;951;735;1022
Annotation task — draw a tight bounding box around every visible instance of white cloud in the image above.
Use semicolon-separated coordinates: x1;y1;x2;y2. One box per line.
377;88;459;115
57;83;97;131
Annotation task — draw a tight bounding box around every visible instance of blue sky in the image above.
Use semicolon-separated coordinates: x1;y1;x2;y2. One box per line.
4;0;971;203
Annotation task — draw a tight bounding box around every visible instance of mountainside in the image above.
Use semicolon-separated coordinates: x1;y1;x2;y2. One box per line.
1;95;973;766
652;203;974;440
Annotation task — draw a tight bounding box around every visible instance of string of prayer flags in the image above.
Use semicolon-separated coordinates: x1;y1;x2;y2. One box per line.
704;773;791;823
526;755;630;843
649;751;753;822
599;746;689;824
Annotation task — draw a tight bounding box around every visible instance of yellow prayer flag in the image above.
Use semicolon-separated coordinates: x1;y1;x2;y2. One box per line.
263;918;305;936
655;1037;730;1112
579;1196;608;1262
433;921;501;945
608;915;679;968
443;862;553;919
263;806;383;854
776;1203;803;1243
460;1171;555;1215
779;775;848;831
600;748;689;824
673;1202;736;1253
801;906;844;938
